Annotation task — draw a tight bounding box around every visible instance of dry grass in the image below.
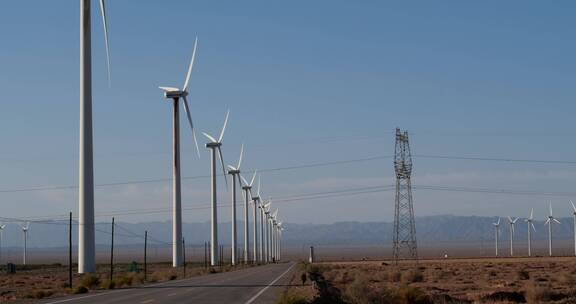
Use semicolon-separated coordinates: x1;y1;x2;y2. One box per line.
281;257;576;303
0;262;254;302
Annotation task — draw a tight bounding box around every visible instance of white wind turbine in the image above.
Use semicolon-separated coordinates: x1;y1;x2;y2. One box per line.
0;224;5;264
203;111;230;266
264;201;272;263
571;200;576;256
227;144;244;266
78;0;112;274
525;208;536;257
545;202;561;257
507;217;518;256
240;171;257;264
21;222;30;265
277;222;283;261
260;200;270;263
271;208;278;262
159;37;200;267
493;217;501;257
250;175;262;263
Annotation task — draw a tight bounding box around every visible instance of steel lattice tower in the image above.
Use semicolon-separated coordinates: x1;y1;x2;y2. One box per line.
393;128;418;262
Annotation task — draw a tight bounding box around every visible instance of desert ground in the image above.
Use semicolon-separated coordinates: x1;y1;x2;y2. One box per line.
278;257;576;304
0;262;252;303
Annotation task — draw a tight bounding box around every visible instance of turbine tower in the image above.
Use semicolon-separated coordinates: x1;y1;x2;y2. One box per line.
21;222;30;265
78;0;111;274
227;144;244;266
493;218;500;257
264;201;271;263
392;128;418;262
241;171;257;264
159;37;200;267
571;200;576;256
203;111;230;266
507;217;518;256
545;202;561;257
0;224;5;264
251;176;262;263
525;209;536;257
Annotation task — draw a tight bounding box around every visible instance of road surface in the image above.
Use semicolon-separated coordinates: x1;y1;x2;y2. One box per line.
42;262;296;304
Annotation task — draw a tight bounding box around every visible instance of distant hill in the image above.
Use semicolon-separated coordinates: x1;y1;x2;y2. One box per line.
0;215;572;249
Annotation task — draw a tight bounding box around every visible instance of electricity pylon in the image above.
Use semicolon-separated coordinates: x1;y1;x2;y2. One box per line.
392;128;418;262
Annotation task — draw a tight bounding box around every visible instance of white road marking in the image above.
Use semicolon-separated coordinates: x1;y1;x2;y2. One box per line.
244;263;295;304
167;293;178;297
140;300;154;304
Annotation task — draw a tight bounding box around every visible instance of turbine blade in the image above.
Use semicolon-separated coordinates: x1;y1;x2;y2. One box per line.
257;175;261;197
98;0;111;87
531;223;536;232
182;96;200;158
249;170;257;187
554;218;561;224
507;216;513;223
218;110;230;143
550;202;553;216
530;208;534;220
183;36;198;92
202;132;218;143
227;165;236;171
571;200;576;213
240;175;249;187
217;147;228;187
496;217;500;225
237;143;244;170
545;218;551;225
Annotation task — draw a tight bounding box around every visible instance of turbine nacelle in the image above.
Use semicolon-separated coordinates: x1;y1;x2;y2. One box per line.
160;88;189;99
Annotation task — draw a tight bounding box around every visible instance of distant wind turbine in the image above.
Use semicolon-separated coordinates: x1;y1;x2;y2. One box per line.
493;217;501;257
21;222;30;265
250;175;262;263
227;144;244;266
159;37;200;267
240;171;257;264
271;208;278;262
264;198;272;263
0;224;5;264
203;111;230;266
78;0;112;274
507;217;518;256
571;200;576;256
545;202;561;257
525;208;536;257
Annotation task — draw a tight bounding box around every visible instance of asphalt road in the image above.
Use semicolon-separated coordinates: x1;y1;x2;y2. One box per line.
41;262;296;304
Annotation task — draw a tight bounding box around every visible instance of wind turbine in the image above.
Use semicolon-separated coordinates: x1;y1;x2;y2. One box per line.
240;171;257;264
525;208;536;257
571;200;576;256
271;209;278;262
250;175;262;263
507;217;518;256
0;224;5;264
159;37;200;268
78;0;112;274
264;201;272;263
21;222;30;265
227;144;244;266
203;111;230;266
493;218;500;257
277;222;283;261
545;202;561;257
260;200;270;263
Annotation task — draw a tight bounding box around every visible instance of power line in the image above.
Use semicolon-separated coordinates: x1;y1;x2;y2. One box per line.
3;153;576;195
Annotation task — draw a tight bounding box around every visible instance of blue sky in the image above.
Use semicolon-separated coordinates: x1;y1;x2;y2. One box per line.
0;1;576;225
